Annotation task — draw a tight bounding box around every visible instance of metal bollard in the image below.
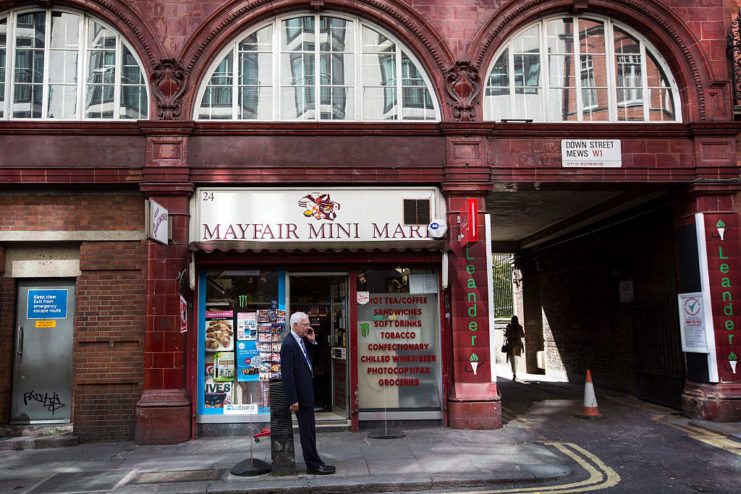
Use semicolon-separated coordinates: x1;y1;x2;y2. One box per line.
269;379;296;476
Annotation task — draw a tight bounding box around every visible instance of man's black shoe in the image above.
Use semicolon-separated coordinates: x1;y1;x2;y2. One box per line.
307;464;336;475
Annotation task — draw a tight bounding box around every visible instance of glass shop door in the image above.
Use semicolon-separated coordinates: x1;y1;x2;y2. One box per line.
288;274;349;419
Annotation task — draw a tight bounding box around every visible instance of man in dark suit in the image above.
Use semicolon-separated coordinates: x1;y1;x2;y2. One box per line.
280;311;336;475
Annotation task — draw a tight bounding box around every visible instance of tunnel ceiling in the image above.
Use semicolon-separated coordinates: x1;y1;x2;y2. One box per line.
486;185;674;250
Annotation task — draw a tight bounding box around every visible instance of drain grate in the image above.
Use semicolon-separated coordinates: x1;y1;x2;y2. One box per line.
29;471;127;493
132;468;225;484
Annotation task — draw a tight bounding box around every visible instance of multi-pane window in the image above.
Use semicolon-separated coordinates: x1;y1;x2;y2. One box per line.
0;8;148;120
484;16;679;122
197;12;438;121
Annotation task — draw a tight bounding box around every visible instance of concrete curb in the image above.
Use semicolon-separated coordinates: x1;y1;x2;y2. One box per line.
0;435;80;451
114;467;573;494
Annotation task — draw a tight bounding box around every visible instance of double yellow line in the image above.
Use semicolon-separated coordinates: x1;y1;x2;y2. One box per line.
654;415;741;456
463;442;621;494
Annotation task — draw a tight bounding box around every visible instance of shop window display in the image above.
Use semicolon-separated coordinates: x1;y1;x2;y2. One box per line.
200;271;284;417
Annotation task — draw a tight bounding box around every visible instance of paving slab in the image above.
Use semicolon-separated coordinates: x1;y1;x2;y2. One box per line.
0;427;572;493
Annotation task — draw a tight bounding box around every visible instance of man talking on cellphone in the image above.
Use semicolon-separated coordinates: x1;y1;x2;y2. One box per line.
280;312;336;475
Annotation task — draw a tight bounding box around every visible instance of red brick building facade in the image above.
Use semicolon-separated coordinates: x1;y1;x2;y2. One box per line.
0;0;740;444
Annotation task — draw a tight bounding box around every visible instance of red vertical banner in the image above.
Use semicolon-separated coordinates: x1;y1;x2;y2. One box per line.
460;198;479;246
704;213;740;382
449;197;490;383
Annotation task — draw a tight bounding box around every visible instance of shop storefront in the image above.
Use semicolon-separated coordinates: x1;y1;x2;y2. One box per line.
190;187;446;431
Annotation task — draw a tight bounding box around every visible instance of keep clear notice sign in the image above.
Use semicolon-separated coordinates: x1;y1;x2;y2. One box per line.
27;289;68;320
561;139;621;168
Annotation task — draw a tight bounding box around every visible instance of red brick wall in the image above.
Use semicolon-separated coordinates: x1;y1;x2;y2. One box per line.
0;194;145;442
490;136;702;183
0;195;142;232
125;0;727;81
74;241;146;442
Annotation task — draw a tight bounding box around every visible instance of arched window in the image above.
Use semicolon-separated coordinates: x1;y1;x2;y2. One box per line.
484;16;681;122
0;8;148;120
196;12;439;121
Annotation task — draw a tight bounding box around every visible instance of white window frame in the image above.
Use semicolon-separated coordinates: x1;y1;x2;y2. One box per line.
484;15;682;123
194;10;440;122
0;7;149;121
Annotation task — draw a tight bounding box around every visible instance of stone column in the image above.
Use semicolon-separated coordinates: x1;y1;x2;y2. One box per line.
135;122;194;444
675;183;741;422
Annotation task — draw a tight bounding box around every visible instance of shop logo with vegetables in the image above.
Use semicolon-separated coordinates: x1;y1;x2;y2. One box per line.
299;193;341;221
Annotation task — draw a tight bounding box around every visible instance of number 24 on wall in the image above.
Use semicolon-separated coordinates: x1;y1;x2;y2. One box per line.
202;192;215;202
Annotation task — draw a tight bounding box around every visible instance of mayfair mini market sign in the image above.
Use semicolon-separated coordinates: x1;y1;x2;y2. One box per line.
192;187;443;244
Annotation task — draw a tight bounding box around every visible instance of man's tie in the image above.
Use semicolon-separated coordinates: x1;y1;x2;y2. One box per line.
299;338;312;373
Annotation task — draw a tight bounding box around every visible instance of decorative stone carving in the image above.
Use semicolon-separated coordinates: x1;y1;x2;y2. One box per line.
310;0;325;11
727;8;741;113
151;59;187;120
446;62;481;122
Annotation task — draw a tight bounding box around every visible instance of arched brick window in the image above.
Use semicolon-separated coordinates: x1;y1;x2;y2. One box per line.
195;11;439;121
0;7;148;120
484;15;681;123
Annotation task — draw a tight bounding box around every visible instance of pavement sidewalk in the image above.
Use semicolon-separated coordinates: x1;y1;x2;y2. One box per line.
0;425;572;493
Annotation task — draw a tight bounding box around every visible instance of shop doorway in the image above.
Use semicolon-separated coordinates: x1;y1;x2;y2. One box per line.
11;279;75;424
288;274;349;420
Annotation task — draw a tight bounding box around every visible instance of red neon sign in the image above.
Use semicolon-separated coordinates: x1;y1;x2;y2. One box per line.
460;198;478;246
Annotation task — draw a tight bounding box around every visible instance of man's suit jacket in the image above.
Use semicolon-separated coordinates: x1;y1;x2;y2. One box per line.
280;332;314;410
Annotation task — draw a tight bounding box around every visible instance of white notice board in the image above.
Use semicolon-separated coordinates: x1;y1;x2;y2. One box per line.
678;292;710;353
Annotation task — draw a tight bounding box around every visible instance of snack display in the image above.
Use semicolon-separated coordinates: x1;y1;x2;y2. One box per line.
205;311;234;352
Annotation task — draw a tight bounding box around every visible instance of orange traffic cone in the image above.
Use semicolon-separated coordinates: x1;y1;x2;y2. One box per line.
576;370;605;420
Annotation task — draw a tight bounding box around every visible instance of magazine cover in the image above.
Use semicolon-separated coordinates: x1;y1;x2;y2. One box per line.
237;312;257;341
204;379;232;408
214;352;235;381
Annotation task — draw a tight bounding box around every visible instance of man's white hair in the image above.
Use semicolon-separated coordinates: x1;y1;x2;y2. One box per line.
290;311;309;328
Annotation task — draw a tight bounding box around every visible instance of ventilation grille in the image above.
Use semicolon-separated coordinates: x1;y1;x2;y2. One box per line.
403;199;431;225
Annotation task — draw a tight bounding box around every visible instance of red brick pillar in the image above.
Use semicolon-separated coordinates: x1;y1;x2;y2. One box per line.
675;183;741;422
135;122;194;444
444;185;501;429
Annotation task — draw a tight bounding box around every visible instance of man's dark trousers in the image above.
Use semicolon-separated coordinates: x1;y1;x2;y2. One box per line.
295;407;320;468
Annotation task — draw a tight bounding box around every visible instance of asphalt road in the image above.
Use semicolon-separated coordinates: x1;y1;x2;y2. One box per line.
478;370;739;493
